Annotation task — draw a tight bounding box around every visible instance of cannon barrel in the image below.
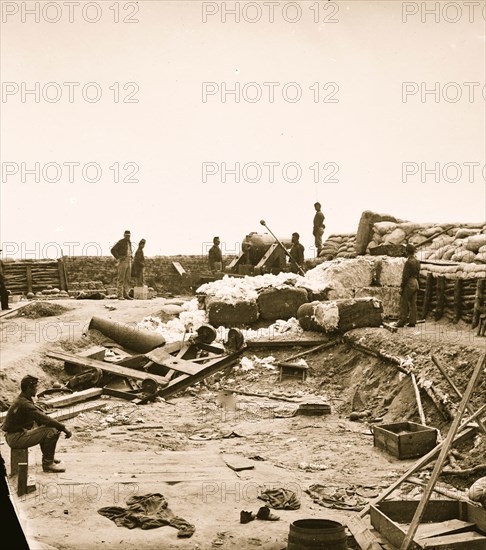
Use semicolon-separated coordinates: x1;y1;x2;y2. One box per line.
88;316;166;353
242;232;292;265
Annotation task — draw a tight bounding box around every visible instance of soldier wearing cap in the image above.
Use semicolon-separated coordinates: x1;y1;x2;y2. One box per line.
131;239;146;287
2;376;72;473
312;203;325;256
208;236;223;273
111;230;133;300
396;243;421;328
289;232;305;274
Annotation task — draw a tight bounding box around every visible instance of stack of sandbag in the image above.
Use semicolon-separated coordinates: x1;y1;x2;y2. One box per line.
319;234;357;260
355;210;403;255
366;221;486;264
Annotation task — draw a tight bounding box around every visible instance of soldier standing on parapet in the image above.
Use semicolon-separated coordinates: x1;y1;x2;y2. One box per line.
312;202;325;256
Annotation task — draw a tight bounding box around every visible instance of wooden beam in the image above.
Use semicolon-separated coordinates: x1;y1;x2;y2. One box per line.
57;259;66;291
422;272;434;319
434;276;446;321
47;351;170;387
158;352;241;399
399;353;486;550
410;373;426;426
25;265;33;294
246;338;330;349
171;261;187;276
472;279;485;328
43;388;103;408
453;278;462;324
431;354;486;435
346;517;383;550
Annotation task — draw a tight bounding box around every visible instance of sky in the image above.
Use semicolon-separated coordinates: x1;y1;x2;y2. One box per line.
1;0;485;260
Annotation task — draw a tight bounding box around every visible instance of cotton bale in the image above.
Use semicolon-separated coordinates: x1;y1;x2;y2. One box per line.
257;287;310;321
206;298;259;327
379;257;406;287
297;297;383;333
355;286;399;318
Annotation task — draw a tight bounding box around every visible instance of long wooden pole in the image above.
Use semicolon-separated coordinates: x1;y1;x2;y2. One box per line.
410;373;426;426
431;354;486;435
399;353;486;550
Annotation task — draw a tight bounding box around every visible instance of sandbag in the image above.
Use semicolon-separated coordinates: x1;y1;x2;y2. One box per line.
355;211;399;255
466;234;486;253
383;227;406;245
257;287;309;321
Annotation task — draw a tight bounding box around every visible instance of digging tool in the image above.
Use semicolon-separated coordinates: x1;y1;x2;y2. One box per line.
259;219;305;276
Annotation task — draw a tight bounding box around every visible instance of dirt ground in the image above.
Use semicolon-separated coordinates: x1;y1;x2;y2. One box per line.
1;297;485;550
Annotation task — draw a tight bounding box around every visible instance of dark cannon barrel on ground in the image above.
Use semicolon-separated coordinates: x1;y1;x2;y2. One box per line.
88;315;166;353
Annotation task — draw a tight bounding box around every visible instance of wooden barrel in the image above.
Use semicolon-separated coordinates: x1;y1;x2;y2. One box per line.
287;519;348;550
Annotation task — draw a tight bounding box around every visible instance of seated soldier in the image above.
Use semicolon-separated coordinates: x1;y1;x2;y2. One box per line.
2;375;72;473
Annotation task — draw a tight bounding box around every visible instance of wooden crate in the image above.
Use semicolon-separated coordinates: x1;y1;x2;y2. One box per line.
373;421;437;459
370;500;486;549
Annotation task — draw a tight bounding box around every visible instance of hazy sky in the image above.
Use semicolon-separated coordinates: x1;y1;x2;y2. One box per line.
1;0;485;259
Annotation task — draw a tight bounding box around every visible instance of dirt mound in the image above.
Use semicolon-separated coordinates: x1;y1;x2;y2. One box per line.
15;301;71;319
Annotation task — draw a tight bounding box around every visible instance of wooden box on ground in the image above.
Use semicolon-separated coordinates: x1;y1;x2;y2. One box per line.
133;286;149;300
370;500;486;549
373;421;437;459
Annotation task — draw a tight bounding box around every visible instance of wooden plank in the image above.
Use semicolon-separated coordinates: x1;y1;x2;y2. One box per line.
359;424;479;519
172;261;186;276
411;373;426;426
144;348;200;376
346;516;383;550
246;338;330;349
400;353;486;550
416;519;475;540
102;387;139;401
421;531;486;548
46;351;170;387
222;454;255;472
44;388;103;408
0;401;103;422
158;351;241;399
0;301;31;318
50;401;106;421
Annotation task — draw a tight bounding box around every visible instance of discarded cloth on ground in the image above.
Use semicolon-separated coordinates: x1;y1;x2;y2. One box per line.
258;487;300;510
306;483;370;512
97;493;195;537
